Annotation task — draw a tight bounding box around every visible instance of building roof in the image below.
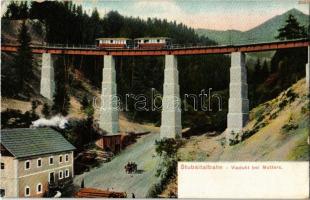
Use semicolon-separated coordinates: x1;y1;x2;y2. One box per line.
134;37;170;40
0;128;76;159
96;38;130;40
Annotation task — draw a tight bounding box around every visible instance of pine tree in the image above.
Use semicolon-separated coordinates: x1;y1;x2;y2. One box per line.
3;1;29;19
261;60;269;80
52;57;70;116
3;1;18;19
254;58;262;84
276;14;307;40
14;20;33;93
268;14;308;101
19;1;29;19
52;83;70;116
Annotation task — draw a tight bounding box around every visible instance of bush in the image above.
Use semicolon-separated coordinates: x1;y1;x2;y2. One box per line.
1;108;39;128
282;123;298;133
147;156;178;198
58;117;99;152
279;99;288;109
269;112;278;120
286;89;298;102
147;138;182;197
301;102;309;114
84;105;94;117
155;138;181;157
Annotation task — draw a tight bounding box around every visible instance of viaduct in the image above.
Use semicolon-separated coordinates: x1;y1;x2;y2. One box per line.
2;39;309;140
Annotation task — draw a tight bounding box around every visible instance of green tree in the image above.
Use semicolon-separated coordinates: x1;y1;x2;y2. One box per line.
3;1;18;19
261;60;269;80
276;14;307;40
52;57;70;116
149;138;181;197
52;83;70;116
14;20;33;93
80;95;94;117
3;1;29;19
254;58;262;84
261;14;309;105
102;11;124;37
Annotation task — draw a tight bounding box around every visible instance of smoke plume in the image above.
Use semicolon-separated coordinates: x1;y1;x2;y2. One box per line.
32;115;68;129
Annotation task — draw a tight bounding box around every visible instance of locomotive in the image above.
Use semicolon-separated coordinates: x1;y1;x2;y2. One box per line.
96;37;171;49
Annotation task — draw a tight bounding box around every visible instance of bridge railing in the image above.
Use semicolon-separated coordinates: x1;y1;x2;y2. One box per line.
46;43;97;49
2;38;308;51
43;43;219;50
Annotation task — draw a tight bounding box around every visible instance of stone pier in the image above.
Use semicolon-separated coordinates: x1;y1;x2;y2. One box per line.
40;53;55;100
306;46;309;92
160;55;182;139
226;52;249;137
99;55;119;134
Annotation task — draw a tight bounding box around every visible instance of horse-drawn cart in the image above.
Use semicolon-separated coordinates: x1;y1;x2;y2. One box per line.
124;162;137;174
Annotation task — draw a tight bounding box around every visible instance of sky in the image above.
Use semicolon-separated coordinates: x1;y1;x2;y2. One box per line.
1;0;309;31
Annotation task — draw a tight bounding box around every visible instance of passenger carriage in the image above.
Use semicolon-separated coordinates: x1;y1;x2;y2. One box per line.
96;38;132;49
134;37;171;49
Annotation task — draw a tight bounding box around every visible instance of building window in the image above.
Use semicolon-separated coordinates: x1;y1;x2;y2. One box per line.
59;170;63;179
37;159;42;168
1;163;4;170
65;169;69;178
65;154;69;162
0;189;5;197
24;186;30;197
110;40;113;43
59;155;63;163
49;156;54;165
25;160;30;170
36;183;42;194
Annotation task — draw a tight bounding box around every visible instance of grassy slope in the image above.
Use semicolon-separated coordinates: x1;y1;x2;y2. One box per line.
161;78;309;197
178;78;309;161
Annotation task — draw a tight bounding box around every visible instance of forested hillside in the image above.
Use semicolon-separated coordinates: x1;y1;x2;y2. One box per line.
4;1;214;45
1;1;229;130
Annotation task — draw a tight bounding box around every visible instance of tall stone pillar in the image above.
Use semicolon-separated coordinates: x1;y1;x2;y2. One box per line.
40;53;55;100
99;55;119;134
160;55;182;139
306;46;309;92
226;52;249;136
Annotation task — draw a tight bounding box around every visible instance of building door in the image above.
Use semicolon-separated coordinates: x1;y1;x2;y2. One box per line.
49;172;55;183
0;189;5;197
